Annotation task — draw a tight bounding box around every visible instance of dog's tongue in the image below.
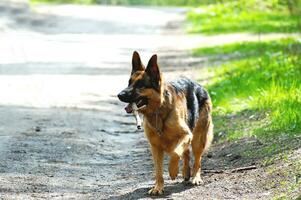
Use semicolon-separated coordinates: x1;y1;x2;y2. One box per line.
125;103;133;114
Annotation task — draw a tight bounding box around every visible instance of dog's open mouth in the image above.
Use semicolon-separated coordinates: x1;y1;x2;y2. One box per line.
125;97;148;114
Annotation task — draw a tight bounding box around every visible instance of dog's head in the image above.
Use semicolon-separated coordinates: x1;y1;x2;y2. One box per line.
117;51;163;114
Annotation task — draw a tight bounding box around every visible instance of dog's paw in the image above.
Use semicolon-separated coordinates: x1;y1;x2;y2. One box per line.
191;176;204;185
148;186;164;195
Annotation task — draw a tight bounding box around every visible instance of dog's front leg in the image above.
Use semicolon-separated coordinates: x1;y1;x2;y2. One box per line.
169;121;192;181
148;145;164;195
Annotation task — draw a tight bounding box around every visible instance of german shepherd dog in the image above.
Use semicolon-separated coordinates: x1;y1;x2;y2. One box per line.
117;51;213;195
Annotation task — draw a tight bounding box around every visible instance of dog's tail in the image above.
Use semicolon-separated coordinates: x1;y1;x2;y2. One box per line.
200;98;214;152
194;95;214;154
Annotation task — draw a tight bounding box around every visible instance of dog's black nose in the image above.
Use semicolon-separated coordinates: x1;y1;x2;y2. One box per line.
117;91;127;102
118;87;134;102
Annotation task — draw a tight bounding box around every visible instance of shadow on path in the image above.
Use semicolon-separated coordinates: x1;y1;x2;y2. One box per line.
108;182;194;200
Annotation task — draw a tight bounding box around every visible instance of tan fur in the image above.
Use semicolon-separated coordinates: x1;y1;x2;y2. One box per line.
137;80;213;194
125;53;213;195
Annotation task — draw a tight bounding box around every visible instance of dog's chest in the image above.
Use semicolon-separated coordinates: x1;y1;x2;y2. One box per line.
144;120;183;153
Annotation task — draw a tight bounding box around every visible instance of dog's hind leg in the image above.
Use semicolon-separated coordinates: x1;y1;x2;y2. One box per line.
191;99;213;185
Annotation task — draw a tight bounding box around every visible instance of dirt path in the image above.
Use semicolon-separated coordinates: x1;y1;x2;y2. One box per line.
0;2;300;200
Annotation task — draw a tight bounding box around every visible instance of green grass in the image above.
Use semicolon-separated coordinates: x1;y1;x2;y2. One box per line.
202;39;301;199
197;38;301;140
30;0;230;6
187;0;300;34
193;38;299;58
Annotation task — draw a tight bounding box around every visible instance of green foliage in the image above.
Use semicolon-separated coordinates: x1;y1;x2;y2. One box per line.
30;0;231;6
187;0;300;34
193;38;298;58
199;38;301;139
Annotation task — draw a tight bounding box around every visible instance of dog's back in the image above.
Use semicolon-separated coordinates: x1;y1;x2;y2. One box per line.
169;77;210;128
169;77;213;153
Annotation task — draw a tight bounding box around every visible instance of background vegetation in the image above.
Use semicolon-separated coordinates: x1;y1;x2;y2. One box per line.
196;38;301;140
30;0;225;5
188;3;300;196
187;0;301;142
187;0;301;34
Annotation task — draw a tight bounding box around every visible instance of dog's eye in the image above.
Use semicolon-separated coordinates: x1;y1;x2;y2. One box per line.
135;80;145;88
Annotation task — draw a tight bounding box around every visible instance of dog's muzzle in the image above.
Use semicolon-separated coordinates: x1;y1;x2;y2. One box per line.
117;91;129;102
117;86;133;103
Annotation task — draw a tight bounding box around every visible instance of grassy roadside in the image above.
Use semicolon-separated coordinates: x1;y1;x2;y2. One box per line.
189;1;301;145
196;38;301;140
188;2;301;198
187;0;300;34
195;37;301;200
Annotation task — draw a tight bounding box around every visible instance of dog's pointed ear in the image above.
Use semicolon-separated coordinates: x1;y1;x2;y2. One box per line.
131;51;144;74
146;54;161;90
